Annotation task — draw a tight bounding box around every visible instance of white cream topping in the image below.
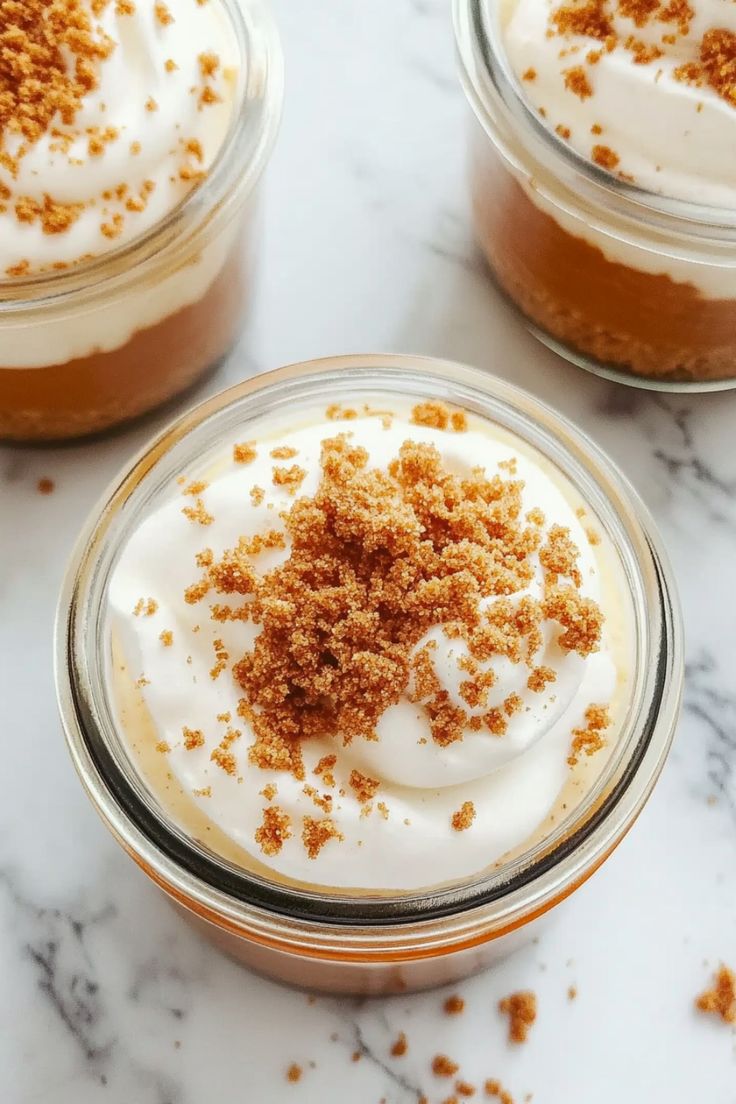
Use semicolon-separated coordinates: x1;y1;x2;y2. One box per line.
108;407;626;891
502;0;736;208
0;0;242;369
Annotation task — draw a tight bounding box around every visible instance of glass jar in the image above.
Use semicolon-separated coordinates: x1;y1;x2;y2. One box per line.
0;0;282;442
56;354;682;995
454;0;736;392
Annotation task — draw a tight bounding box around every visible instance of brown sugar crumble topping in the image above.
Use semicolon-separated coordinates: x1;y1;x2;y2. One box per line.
696;965;736;1025
568;703;610;765
272;464;307;496
256;806;292;857
451;801;477;832
233;441;257;465
499;990;538;1044
302;815;344;858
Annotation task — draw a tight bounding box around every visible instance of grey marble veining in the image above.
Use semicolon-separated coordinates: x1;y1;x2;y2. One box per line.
1;1;735;1101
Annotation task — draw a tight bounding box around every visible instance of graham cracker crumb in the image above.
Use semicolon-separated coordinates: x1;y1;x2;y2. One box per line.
411;401;467;431
592;144;620;170
563;66;593;98
256;806;292;856
182;727;204;750
302;816;344;859
451;801;476;832
349;769;380;804
527;666;556;693
182;499;214;526
568;703;610;766
696;965;736;1025
499;991;537;1044
233;441;257;465
272;464;307;496
326;403;358;421
390;1032;408;1057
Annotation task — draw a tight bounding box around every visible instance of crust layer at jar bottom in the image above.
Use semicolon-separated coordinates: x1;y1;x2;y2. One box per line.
471;146;736;385
0;244;248;442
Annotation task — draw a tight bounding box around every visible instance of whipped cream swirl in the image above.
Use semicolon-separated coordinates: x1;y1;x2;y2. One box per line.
109;406;623;891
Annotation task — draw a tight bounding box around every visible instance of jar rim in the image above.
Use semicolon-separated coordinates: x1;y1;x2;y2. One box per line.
453;0;736;237
0;0;283;312
55;354;683;948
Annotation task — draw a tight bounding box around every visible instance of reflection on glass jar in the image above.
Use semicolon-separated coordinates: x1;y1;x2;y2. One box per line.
0;0;282;441
455;0;736;392
56;355;682;995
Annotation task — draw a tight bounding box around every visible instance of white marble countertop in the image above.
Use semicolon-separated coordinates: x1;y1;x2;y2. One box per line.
1;2;735;1101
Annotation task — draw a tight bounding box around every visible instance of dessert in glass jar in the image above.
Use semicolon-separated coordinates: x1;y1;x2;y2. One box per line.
455;0;736;390
56;355;682;994
0;0;282;440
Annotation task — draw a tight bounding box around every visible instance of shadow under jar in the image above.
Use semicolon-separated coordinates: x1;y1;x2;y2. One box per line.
0;0;282;442
56;355;682;995
454;0;736;391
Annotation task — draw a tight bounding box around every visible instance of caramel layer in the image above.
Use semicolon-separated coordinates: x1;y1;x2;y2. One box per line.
0;242;248;441
472;138;736;383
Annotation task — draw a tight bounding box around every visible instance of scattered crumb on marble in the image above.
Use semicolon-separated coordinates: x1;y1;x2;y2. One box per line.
499;991;537;1044
390;1031;408;1057
696;964;736;1025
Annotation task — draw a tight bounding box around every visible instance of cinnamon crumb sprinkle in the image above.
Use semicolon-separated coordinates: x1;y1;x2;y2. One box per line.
182;726;205;750
183;479;209;497
444;994;465;1015
523;67;537;81
182;499;214;526
349;769;380;804
563;66;593;99
256;806;292;856
411;401;467;431
555;124;572;139
390;1032;408;1057
451;801;476;832
696;965;736;1024
272;464;307;495
499;991;537;1044
198;51;220;77
159;630;173;647
154;1;173;24
456;1082;476;1098
592;144;620;170
155;739;170;753
271;446;299;459
527;665;556;693
133;597;158;617
233;441;257;464
37;477;55;495
285;1063;302;1083
210;746;237;775
432;1055;460;1078
326;403;358;421
314;755;337;788
302;816;344;858
568;703;610;766
250;485;265;506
